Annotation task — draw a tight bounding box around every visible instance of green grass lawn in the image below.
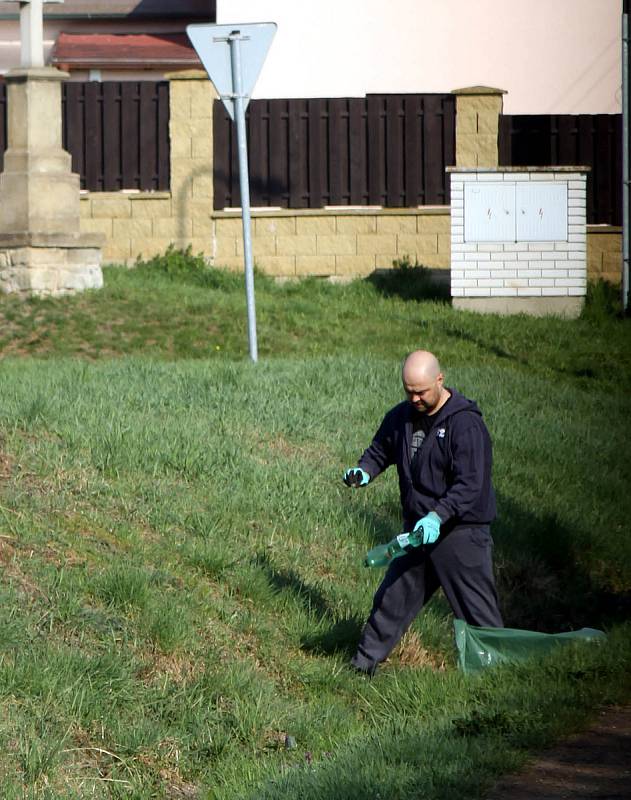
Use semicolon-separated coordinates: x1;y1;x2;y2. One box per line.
0;256;630;798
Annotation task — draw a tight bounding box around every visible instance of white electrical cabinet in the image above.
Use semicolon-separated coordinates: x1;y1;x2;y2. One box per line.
464;181;568;243
449;166;588;317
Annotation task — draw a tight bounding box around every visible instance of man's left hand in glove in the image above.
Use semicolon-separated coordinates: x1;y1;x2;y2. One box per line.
413;511;442;545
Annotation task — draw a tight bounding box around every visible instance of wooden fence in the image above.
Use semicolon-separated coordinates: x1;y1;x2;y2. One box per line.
0;80;170;192
63;81;170;192
213;94;456;210
0;83;622;225
499;114;622;225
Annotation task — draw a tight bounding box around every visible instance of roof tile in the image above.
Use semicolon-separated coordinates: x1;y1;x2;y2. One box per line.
51;32;202;68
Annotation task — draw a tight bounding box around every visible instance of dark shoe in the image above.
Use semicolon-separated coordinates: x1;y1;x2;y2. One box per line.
350;654;378;677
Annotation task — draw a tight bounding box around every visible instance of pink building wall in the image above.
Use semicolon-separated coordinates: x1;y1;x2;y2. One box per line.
0;0;620;111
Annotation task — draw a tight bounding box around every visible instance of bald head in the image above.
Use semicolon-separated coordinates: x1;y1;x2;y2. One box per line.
402;350;441;385
401;351;448;415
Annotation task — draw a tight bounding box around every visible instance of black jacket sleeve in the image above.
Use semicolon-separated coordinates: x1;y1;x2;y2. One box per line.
357;409;397;480
432;422;490;523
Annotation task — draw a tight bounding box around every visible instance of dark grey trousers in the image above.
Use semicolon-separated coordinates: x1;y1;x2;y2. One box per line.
351;525;503;673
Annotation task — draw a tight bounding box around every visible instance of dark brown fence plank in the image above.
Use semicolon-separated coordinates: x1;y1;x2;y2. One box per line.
366;94;385;205
608;115;623;227
499;112;621;224
307;98;325;207
229;102;241;206
103;83;121;191
385;95;404;207
248;99;266;205
404;95;421;206
288;100;307;208
498;115;512;166
121;83;140;190
338;99;350;204
556;115;575;164
349;98;367;205
595;114;619;226
329;99;345;205
594;116;610;223
213;101;230;208
63;82;85;187
268;100;287;206
84;83;102;191
139;82;157;190
423;95;443;205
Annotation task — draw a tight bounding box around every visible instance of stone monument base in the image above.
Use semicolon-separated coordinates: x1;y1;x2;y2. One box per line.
452;296;584;319
0;233;104;296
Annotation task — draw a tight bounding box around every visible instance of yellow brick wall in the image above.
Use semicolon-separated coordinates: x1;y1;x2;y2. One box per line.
212;210;451;277
81;193;175;264
83;195;622;285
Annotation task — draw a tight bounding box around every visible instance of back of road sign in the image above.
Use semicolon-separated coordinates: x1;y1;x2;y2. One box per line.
186;22;277;121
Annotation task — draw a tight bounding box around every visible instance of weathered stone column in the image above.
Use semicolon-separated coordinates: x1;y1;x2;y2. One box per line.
452;86;506;168
0;67;103;296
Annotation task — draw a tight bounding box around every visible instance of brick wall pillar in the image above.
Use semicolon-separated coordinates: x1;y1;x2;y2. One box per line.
166;70;217;253
452;86;506;168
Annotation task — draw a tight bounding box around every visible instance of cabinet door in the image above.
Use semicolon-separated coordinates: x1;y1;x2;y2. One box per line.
516;182;568;242
464;182;515;243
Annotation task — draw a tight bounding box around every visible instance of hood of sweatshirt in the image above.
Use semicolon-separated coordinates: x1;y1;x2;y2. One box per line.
408;387;482;428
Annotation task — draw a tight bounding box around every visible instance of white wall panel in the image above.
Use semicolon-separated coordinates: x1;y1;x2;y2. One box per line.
217;0;620;113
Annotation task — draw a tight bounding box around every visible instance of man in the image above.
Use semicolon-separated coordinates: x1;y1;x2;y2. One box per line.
343;350;503;676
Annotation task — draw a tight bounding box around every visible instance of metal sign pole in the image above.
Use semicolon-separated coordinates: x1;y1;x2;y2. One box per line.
228;31;258;363
623;9;630;312
187;21;276;358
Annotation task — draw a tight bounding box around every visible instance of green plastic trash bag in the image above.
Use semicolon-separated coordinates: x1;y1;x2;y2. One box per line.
454;619;606;674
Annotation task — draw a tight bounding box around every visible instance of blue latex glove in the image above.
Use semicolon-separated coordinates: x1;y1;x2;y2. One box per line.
343;467;370;488
413;512;442;544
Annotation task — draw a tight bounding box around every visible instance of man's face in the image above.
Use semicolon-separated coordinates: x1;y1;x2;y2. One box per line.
403;373;444;414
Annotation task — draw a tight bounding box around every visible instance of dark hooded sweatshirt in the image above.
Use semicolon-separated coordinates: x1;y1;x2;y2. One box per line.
358;389;496;531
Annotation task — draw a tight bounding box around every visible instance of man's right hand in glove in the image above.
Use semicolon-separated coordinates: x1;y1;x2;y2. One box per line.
343;467;370;488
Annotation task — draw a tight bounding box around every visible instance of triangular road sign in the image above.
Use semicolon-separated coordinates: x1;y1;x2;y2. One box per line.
187;22;277;121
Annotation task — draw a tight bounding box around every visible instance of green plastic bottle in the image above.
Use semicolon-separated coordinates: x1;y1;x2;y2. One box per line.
364;529;423;568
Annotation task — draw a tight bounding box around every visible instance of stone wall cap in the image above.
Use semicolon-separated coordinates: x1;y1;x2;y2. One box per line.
451;85;507;96
0;232;105;248
587;224;622;233
446;165;591;173
213;206;450;219
128;191;172;201
5;66;70;82
80;190;172;200
165;69;209;81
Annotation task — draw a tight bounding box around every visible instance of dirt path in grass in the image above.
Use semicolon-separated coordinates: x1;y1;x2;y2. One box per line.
486;705;631;799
